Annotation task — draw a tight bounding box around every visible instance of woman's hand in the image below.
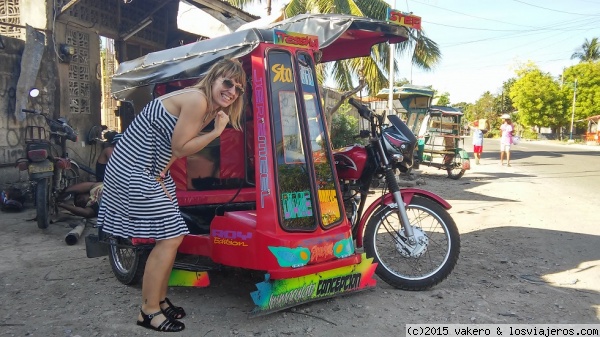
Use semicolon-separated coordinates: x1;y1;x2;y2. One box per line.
213;110;230;134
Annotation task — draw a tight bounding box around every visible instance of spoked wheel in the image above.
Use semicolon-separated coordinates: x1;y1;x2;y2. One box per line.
108;237;148;285
444;154;465;180
61;166;79;189
364;196;460;290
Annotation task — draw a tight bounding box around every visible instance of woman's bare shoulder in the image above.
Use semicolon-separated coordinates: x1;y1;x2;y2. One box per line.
162;89;207;116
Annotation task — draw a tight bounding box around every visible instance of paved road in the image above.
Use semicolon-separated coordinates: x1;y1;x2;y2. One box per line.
470;139;600;204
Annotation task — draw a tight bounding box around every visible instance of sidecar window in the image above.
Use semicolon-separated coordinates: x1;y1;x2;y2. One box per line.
297;52;342;228
268;50;316;231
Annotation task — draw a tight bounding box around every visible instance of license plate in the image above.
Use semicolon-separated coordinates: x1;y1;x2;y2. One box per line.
28;161;54;174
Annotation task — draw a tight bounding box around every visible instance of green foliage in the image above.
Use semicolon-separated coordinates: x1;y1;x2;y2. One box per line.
394;78;410;87
436;92;451;106
464;91;498;130
280;0;441;96
561;62;600;129
521;128;538;140
494;78;516;114
330;107;360;149
571;37;600;63
509;66;568;130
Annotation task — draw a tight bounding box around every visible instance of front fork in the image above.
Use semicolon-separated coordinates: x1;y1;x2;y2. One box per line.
384;167;416;241
375;136;416;241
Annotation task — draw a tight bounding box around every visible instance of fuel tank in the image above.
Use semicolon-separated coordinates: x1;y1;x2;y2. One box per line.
333;145;368;181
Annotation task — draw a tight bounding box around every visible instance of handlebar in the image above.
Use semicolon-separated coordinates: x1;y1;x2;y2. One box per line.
22;108;78;142
348;98;372;119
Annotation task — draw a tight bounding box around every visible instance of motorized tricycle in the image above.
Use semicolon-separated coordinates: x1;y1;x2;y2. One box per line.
16;89;80;229
85;13;460;315
395;85;470;179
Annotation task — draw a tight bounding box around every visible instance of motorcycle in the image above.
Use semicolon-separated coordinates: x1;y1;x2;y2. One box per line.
85;13;460;315
16;89;80;229
335;97;460;289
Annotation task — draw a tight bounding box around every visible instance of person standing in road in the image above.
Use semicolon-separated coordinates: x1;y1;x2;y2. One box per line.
500;114;514;166
97;58;246;332
472;126;485;165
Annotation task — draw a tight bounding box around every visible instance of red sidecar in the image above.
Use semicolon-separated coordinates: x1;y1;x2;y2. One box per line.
86;13;449;315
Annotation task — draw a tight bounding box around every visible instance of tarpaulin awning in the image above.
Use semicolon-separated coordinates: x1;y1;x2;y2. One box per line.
111;13;409;109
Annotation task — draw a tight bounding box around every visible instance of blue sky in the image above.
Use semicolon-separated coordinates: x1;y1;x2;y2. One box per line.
244;0;600;104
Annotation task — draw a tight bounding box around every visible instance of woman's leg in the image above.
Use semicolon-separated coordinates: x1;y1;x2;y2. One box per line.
139;235;184;326
158;239;181;314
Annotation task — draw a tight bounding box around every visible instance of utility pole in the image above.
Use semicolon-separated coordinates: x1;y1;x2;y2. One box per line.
387;0;398;117
569;78;577;142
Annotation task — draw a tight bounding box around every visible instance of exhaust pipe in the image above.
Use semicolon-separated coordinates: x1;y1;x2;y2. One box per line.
65;222;86;245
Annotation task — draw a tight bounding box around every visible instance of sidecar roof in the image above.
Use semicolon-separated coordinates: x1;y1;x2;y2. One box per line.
429;105;463;116
111;13;409;103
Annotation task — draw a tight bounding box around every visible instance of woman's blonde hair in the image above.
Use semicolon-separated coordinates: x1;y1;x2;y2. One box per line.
191;58;246;130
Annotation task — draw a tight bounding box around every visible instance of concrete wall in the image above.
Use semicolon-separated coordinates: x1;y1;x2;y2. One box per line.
0;34;65;190
0;0;104;189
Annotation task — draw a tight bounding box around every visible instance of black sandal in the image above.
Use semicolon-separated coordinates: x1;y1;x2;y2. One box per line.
160;297;186;319
137;309;185;332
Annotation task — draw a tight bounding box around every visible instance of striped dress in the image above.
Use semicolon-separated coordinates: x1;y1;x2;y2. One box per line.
98;93;192;240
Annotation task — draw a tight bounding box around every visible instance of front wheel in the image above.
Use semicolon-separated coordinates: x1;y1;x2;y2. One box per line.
364;196;460;290
35;179;50;229
108;237;148;285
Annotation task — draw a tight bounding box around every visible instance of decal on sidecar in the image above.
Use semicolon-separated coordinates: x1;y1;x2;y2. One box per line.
168;269;210;288
250;253;376;315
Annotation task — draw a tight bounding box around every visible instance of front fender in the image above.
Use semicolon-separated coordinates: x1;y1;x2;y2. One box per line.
355;188;452;247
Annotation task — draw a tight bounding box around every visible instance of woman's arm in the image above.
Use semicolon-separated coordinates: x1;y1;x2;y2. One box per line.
64;182;96;194
57;202;96;218
171;92;230;158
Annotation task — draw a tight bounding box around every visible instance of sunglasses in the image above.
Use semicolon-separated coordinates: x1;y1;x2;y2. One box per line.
222;78;245;96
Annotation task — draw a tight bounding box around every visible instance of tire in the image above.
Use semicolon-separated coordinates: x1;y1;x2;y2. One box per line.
108;237;148;285
447;167;465;180
364;196;460;290
35;179;50;229
445;155;465;180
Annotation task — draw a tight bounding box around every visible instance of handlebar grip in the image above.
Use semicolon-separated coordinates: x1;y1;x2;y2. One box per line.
22;109;37;114
348;98;372;119
348;98;362;109
62;125;78;142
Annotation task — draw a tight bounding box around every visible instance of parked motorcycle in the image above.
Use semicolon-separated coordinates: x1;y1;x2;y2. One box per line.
16;89;80;229
334;98;460;289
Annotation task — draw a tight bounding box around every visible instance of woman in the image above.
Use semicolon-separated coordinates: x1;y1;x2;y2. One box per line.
500;114;514;166
98;59;246;332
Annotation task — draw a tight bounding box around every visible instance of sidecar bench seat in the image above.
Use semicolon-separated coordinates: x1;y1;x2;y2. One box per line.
170;152;255;207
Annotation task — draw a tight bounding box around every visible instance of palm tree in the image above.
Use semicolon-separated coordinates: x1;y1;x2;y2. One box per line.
571;37;600;63
229;0;441;96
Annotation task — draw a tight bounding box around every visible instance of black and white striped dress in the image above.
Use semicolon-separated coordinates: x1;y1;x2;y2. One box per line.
98;92;192;240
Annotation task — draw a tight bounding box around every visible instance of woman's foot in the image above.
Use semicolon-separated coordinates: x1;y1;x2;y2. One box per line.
160;297;186;319
137;309;185;332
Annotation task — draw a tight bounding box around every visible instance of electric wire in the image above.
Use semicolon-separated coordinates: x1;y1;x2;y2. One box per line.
510;0;600;16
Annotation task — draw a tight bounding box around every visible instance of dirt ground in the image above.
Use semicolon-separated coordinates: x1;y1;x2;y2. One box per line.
1;149;598;337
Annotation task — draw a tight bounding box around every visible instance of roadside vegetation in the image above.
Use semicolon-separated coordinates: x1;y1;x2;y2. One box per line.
457;38;600;141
